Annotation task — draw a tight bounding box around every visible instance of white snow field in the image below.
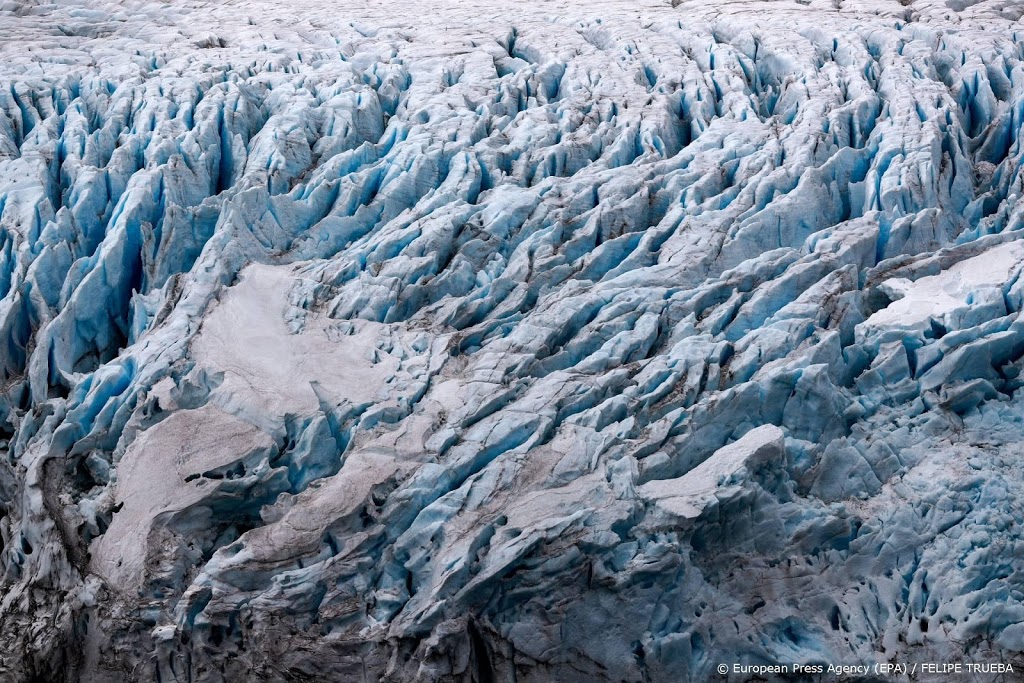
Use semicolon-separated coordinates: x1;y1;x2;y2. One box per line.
2;0;1024;680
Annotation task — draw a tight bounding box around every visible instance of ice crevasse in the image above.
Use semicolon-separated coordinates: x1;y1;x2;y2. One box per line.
2;0;1024;680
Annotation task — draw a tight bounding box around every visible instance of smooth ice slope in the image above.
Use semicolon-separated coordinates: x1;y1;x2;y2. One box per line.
2;0;1024;680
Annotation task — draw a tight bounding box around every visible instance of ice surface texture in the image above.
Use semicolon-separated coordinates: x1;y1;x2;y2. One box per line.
2;0;1024;680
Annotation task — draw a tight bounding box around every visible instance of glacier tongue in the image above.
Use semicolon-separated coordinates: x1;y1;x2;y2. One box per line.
3;0;1024;680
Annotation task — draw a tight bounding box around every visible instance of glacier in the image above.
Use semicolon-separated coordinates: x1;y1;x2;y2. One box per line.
2;0;1024;680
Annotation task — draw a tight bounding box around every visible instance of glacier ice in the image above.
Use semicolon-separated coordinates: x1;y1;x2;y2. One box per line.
2;0;1024;680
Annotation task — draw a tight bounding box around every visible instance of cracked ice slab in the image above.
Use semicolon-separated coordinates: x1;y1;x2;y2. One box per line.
637;424;784;518
91;406;275;592
861;241;1024;338
189;263;399;426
